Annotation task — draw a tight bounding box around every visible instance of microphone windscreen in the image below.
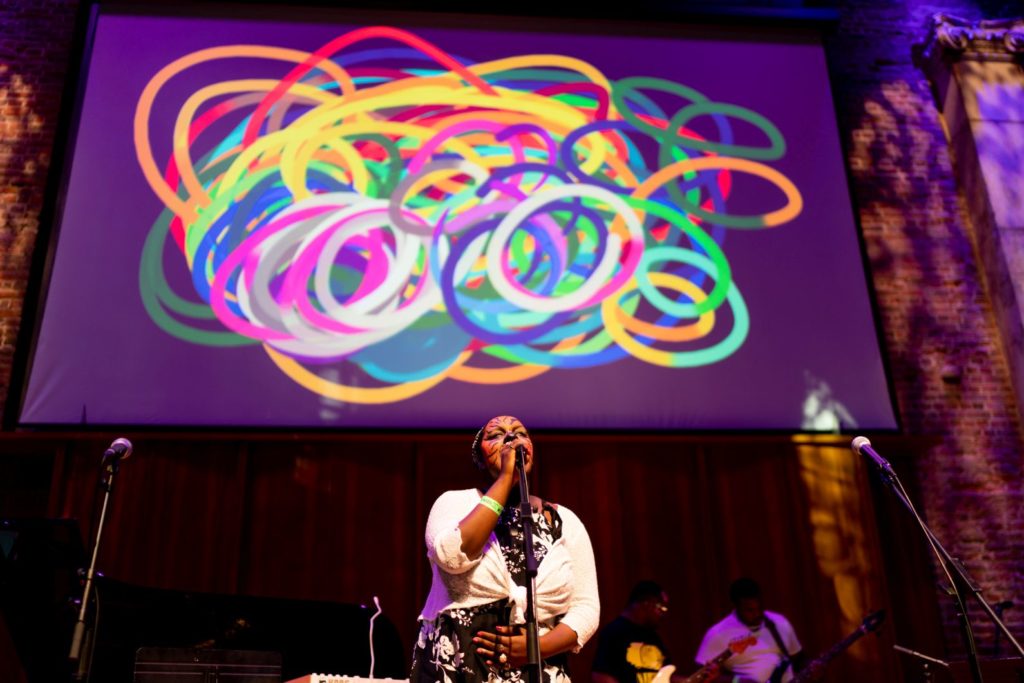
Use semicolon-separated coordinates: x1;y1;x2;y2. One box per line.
851;436;871;455
110;437;133;460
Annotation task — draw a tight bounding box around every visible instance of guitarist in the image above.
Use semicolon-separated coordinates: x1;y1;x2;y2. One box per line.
592;581;688;683
695;578;805;683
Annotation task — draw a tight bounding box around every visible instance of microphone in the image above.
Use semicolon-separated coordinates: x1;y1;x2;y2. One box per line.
515;444;527;464
103;438;133;461
851;436;893;474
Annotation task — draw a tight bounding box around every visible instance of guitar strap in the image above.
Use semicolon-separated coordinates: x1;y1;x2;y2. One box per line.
763;617;793;683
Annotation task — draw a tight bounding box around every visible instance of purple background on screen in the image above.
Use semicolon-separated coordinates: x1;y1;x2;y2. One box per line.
19;10;897;430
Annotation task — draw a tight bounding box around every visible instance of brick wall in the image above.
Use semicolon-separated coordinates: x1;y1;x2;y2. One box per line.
828;0;1024;651
0;0;77;410
1;0;1022;656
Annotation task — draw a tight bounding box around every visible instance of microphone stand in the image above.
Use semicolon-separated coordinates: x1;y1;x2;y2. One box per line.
68;450;125;680
515;447;542;683
865;449;1024;683
992;601;1013;657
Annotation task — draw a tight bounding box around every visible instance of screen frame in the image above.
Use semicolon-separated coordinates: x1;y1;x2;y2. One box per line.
6;0;899;434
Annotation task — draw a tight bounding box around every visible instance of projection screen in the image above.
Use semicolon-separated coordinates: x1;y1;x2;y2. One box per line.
16;4;898;430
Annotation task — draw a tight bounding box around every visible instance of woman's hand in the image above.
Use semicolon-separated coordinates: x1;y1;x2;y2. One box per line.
474;624;527;669
498;439;518;481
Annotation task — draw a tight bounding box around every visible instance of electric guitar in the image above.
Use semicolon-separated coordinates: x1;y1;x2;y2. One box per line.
792;610;886;683
651;634;757;683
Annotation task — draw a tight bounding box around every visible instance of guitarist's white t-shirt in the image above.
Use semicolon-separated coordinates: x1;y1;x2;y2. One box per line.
695;610;801;683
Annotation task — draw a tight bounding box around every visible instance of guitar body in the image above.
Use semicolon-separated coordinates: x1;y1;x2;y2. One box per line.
654;664;739;683
651;664;675;683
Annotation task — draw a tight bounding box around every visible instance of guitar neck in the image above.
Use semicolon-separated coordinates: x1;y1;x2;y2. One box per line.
686;647;738;683
794;628;867;683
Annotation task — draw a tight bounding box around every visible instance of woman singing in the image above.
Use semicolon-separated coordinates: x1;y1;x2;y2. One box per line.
411;415;600;682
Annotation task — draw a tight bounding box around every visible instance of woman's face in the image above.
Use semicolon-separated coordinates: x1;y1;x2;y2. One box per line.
479;415;533;479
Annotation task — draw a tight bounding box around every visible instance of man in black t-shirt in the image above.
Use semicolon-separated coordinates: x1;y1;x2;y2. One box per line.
591;581;674;683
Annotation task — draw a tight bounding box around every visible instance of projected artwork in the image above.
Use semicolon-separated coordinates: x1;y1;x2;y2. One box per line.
135;27;801;405
18;10;897;428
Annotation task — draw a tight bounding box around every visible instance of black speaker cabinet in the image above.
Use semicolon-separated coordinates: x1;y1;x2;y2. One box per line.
134;647;281;682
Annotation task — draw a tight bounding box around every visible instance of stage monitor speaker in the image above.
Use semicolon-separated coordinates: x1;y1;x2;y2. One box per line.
134;647;281;682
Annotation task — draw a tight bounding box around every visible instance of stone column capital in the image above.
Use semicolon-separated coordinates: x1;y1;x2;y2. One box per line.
921;14;1024;62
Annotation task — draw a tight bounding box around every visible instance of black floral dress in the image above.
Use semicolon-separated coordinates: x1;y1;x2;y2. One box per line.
410;500;569;683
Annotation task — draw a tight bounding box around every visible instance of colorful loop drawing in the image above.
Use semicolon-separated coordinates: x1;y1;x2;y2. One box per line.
134;26;803;404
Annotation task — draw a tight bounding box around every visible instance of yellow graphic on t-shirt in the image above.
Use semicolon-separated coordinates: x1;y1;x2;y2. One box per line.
625;642;665;683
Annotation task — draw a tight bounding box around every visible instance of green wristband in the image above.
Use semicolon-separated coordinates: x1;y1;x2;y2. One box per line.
479;495;504;516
